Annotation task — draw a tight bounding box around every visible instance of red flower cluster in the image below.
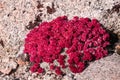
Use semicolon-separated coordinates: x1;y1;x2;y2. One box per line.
24;16;110;75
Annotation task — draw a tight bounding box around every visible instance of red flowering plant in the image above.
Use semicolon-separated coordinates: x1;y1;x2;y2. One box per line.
24;16;110;75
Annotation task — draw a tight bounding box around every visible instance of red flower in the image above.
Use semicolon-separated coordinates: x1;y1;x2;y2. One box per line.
50;64;56;70
37;67;44;73
30;63;39;72
30;66;37;72
77;62;85;72
73;57;80;64
82;52;93;61
69;65;78;73
55;67;63;75
24;16;110;75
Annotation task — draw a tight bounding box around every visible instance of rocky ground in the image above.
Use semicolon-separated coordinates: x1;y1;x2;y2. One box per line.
0;0;120;80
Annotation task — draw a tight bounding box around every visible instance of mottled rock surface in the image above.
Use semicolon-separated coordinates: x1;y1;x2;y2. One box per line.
0;0;120;80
